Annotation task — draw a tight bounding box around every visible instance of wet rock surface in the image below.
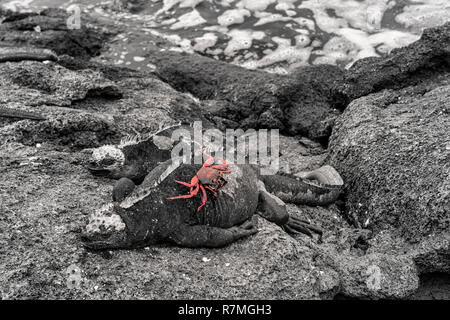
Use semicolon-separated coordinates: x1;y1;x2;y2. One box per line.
0;8;449;299
146;22;450;145
336;22;450;102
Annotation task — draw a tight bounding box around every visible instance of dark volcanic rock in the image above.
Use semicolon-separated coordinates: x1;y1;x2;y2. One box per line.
329;85;450;242
0;52;421;298
328;83;450;274
148;50;344;142
336;22;450;102
146;22;450;144
411;273;450;300
0;46;58;63
56;54;142;81
11;113;120;149
0;60;122;107
0;59;206;149
0;8;116;59
1;5;450;299
328;24;450;279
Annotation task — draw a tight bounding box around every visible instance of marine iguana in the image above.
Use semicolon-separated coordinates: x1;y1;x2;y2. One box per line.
82;157;343;249
87;124;180;184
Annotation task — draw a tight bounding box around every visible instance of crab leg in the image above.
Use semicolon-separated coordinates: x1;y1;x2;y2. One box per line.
167;194;195;200
174;175;199;187
197;185;208;212
174;180;193;187
218;158;229;166
167;181;200;200
210;167;231;173
197;150;215;167
204;186;217;197
191;182;200;196
210;157;228;167
210;158;230;172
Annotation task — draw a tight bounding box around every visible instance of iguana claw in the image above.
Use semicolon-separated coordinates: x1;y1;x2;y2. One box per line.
283;215;323;243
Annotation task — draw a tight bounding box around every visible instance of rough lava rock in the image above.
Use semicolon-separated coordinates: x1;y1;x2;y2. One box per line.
0;60;122;106
1;6;450;299
0;8;116;59
147;50;344;143
0;58;205;149
0;54;414;297
328;83;450;278
329;85;450;242
336;22;450;103
146;22;450;145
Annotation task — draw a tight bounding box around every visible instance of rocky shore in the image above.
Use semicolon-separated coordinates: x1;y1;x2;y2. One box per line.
0;8;449;299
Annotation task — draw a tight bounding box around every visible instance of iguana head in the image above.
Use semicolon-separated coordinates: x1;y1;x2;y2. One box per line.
88;145;127;178
83;159;187;249
81;203;130;249
87;134;175;183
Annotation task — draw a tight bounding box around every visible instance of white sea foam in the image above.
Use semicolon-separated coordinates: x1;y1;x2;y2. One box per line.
170;9;207;30
298;0;393;33
254;12;291;26
224;29;265;56
275;0;297;13
155;0;204;16
237;0;277;12
193;32;219;52
218;8;251;27
242;36;312;70
395;0;450;31
2;0;34;12
7;0;447;74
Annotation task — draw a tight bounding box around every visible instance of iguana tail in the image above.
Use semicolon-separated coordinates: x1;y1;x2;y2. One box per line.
260;165;343;206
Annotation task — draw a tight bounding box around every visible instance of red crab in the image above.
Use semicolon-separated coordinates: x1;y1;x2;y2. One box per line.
168;151;231;212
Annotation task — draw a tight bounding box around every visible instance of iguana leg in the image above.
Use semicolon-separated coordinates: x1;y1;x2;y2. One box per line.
112;177;136;202
168;218;258;248
256;180;323;241
257;183;290;225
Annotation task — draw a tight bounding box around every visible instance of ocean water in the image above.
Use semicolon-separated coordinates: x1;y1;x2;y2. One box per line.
1;0;450;73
